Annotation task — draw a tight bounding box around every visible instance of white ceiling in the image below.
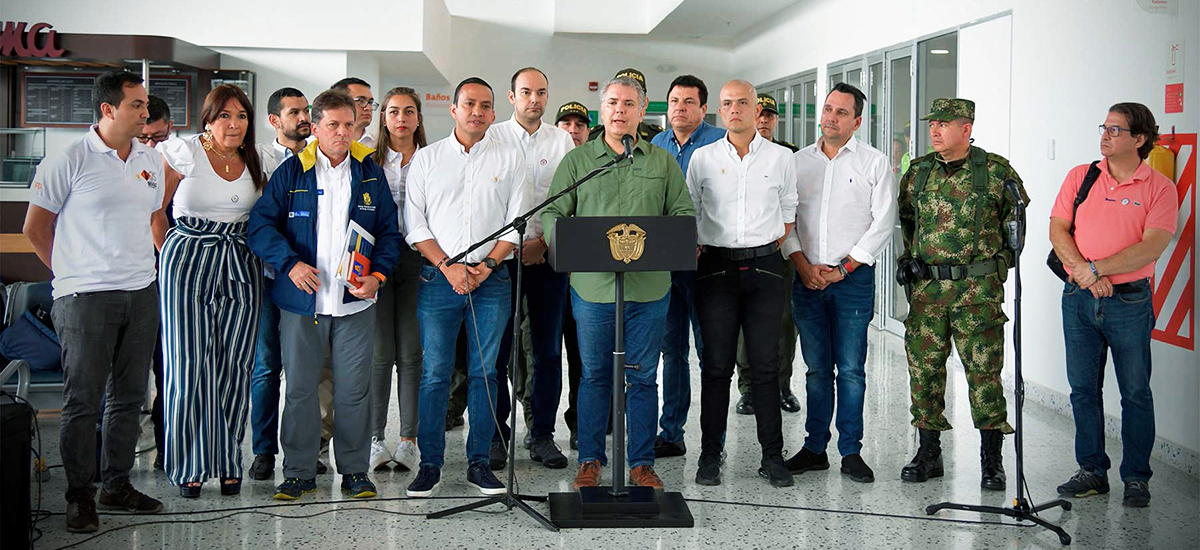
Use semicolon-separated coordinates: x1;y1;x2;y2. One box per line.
648;0;805;44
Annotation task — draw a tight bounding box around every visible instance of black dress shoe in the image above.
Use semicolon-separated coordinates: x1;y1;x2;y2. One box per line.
735;393;755;415
249;454;275;480
780;389;801;413
653;436;686;458
153;453;164;471
840;454;875;483
695;454;722;486
784;448;830;474
569;431;578;451
316;460;328;475
445;414;464;432
758;456;794;487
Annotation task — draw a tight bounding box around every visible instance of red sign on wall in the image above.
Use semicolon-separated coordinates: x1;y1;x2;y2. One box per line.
0;22;67;58
1165;83;1184;114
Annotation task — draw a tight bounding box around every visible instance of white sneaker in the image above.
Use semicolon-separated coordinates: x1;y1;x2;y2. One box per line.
369;437;393;471
393;440;418;472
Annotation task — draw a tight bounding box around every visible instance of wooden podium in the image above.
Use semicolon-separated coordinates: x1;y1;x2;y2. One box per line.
547;215;696;529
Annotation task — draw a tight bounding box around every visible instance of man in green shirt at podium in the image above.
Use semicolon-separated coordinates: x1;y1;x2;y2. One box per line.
542;75;695;493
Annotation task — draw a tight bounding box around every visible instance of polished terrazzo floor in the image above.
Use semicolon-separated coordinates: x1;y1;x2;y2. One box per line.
26;327;1200;549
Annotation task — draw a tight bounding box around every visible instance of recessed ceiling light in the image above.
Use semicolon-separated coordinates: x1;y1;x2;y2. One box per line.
930;49;950;55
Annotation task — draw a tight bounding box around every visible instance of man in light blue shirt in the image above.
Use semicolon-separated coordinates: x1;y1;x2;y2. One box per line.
648;75;725;458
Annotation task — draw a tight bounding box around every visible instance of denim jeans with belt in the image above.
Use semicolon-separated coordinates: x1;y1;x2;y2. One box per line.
1062;279;1155;482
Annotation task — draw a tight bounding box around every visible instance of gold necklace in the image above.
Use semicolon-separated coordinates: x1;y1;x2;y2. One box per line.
202;133;238;174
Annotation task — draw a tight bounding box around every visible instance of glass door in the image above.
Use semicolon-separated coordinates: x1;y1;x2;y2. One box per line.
883;45;915;335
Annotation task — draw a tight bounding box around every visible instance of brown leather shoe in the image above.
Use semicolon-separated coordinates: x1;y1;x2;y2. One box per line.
65;490;99;533
98;481;164;513
629;465;664;490
572;460;602;490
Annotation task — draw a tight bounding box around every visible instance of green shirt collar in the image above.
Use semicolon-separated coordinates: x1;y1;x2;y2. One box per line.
586;135;653;160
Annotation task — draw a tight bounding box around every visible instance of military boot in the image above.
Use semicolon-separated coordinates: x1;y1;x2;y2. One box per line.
980;429;1006;491
901;428;944;482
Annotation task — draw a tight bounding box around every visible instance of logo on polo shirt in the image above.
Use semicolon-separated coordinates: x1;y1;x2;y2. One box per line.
362;192;372;206
33;181;42;190
139;169;158;189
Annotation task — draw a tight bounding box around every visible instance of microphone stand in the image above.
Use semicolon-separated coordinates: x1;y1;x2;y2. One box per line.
426;143;633;531
925;182;1073;546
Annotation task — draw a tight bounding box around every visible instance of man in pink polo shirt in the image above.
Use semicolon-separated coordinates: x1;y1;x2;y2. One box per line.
1048;102;1177;508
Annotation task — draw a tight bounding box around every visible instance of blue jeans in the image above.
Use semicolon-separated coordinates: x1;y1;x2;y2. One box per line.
792;264;875;457
416;264;511;469
573;288;669;468
659;271;702;443
1062;280;1155;482
493;261;569;441
250;276;283;456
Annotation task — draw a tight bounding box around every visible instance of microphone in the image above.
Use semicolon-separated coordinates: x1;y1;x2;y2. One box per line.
620;134;635;159
1004;178;1025;207
1003;179;1025;253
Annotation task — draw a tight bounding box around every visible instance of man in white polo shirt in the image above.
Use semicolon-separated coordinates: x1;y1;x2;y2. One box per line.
484;67;575;469
403;77;525;497
24;70;167;533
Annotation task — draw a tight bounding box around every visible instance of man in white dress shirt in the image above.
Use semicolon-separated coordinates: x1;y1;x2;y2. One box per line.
782;82;897;484
247;90;402;501
484;67;575;470
403;77;526;497
686;80;798;488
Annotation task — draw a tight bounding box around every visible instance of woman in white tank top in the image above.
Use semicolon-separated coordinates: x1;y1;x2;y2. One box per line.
152;85;267;498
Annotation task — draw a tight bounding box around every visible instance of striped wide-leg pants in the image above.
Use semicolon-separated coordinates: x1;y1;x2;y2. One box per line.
161;216;262;485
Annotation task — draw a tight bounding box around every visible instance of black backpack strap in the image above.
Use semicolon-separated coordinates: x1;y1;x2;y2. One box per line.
1068;161;1103;236
968;146;990;258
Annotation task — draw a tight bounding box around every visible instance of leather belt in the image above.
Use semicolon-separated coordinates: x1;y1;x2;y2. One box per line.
701;243;779;261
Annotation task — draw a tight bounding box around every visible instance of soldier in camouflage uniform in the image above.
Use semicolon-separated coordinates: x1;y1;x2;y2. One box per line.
897;98;1029;491
587;68;664;142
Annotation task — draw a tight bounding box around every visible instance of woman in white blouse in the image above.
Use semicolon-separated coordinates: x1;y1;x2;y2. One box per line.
152;85;266;498
367;87;427;471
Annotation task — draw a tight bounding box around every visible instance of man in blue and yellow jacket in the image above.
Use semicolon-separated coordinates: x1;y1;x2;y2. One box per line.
248;90;402;501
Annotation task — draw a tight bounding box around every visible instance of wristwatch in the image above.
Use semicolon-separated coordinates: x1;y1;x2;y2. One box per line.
840;256;856;274
483;257;499;269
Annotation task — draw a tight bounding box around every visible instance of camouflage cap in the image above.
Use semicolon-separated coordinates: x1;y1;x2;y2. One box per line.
614;68;647;93
757;93;780;116
555;101;590;124
921;98;975;121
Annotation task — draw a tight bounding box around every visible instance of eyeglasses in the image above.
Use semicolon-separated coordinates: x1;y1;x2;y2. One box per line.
1098;124;1133;138
137;132;171;145
353;97;379;110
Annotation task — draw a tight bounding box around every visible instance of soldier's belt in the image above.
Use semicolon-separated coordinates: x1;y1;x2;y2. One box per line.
923;259;1001;281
